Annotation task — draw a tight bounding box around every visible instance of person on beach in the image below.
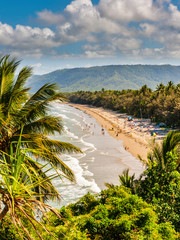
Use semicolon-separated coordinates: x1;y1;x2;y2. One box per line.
102;128;105;135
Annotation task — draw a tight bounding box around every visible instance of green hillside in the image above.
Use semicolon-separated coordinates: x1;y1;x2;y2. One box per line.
28;64;180;92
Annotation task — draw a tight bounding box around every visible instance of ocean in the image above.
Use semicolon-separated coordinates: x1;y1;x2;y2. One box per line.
49;103;144;207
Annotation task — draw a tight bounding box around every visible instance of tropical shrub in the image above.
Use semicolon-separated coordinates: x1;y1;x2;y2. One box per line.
39;187;178;239
138;131;180;231
138;152;180;231
0;137;62;239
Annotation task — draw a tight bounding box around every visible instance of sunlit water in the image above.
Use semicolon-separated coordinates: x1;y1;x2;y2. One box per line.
48;103;144;207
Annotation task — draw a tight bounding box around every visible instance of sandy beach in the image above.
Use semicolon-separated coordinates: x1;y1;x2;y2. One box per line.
52;102;172;197
68;103;169;161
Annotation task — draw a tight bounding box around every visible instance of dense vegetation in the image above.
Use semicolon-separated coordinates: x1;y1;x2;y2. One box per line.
1;187;179;239
0;55;81;238
1;131;180;239
0;55;179;239
29;65;180;92
33;187;179;239
68;82;180;127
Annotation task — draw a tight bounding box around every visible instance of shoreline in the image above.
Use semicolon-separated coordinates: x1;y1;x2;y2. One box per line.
67;103;161;160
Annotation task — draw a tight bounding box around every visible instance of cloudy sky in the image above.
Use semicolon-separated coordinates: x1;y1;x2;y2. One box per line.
1;0;180;74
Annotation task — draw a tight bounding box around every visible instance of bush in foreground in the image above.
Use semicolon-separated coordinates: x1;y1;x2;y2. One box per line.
37;187;178;240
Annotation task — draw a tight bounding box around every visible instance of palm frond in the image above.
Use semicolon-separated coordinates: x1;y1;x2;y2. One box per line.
138;154;151;167
41;139;82;154
162;130;180;159
7;88;31;116
36;150;75;181
104;183;116;189
118;169;136;193
139;130;180;170
22;116;63;135
0;55;20;99
0;141;62;239
8;134;81;181
18;92;67;123
14;66;33;91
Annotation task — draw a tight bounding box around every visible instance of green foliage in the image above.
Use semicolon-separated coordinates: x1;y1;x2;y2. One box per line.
1;184;178;239
138;158;180;230
34;187;178;240
0;219;20;240
0;55;82;186
35;134;179;240
0;56;179;239
0;136;63;240
0;55;82;239
68;83;180;127
118;169;136;193
69;192;99;216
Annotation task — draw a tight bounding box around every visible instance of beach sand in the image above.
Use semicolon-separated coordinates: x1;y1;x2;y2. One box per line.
68;103;162;161
61;103;171;191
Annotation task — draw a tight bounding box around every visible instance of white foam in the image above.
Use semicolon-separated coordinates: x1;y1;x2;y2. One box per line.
80;136;97;151
70;118;83;128
83;170;94;177
61;109;69;113
64;126;79;139
47;103;102;206
58;113;70;119
60;154;100;192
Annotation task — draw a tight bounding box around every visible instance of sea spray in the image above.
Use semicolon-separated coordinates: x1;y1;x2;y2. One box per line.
49;103;144;206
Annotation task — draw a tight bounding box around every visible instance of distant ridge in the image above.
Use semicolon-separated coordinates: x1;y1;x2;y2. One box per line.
28;64;180;92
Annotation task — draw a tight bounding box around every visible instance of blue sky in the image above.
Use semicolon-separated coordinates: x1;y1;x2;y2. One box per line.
1;0;180;74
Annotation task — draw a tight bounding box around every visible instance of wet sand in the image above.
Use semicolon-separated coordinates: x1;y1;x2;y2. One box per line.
68;103;160;160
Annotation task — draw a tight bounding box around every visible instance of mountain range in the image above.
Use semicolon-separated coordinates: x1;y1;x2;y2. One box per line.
28;64;180;92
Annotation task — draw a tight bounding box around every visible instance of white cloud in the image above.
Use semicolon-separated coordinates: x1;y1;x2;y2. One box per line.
2;0;180;62
85;49;115;58
0;22;56;48
36;9;64;25
167;4;180;28
112;37;142;51
0;23;14;45
64;0;122;35
98;0;164;22
0;22;61;57
65;0;93;13
83;42;116;58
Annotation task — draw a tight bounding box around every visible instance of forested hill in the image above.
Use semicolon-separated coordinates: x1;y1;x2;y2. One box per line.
28;64;180;92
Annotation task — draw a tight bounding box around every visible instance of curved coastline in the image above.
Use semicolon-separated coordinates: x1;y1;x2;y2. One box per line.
67;103;154;161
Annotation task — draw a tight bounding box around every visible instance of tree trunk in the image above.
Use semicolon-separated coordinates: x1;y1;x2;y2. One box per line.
0;204;8;220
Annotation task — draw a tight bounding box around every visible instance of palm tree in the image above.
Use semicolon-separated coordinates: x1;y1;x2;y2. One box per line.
166;81;175;92
156;83;165;92
139;130;180;170
105;169;136;193
139;85;152;96
0;55;81;198
119;169;136;193
0;137;62;240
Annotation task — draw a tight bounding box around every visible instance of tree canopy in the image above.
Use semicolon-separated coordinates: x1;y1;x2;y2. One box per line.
68;83;180;127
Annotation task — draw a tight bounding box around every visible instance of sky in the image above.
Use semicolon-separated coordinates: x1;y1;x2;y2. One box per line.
1;0;180;74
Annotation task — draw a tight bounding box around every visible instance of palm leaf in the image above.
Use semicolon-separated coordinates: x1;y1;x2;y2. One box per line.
22;116;64;135
119;169;135;191
0;141;62;239
139;130;180;169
